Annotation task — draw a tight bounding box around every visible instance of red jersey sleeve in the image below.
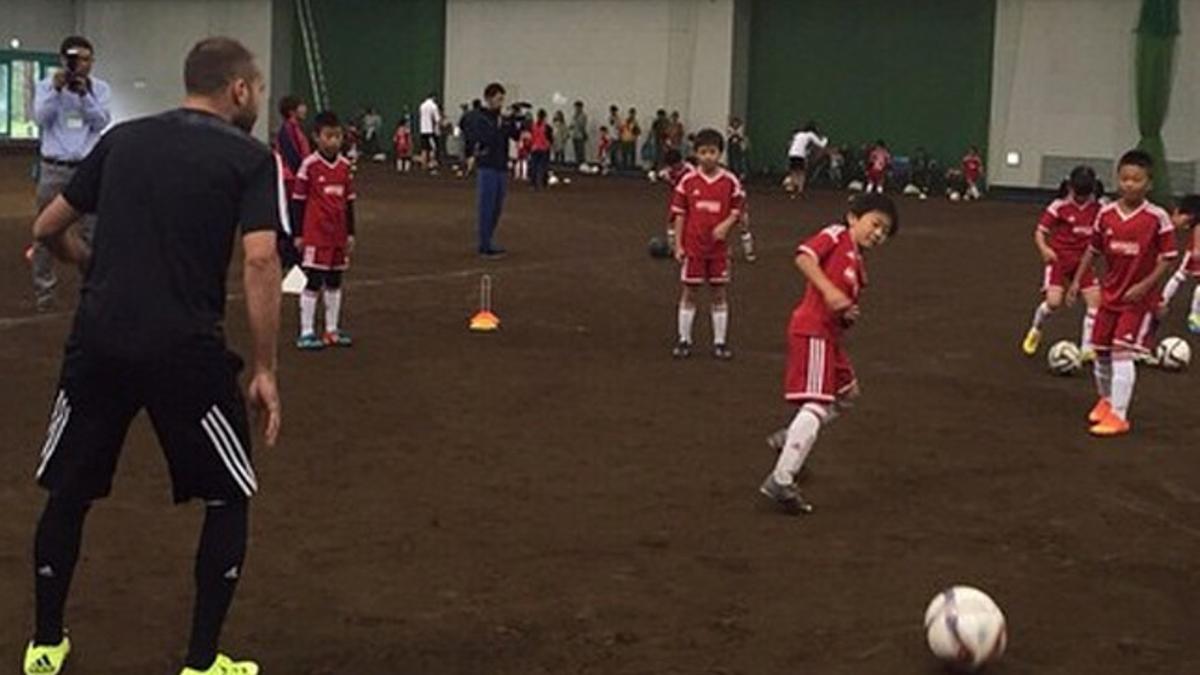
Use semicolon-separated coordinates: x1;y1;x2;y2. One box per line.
1037;202;1059;233
670;177;689;215
292;156;311;201
797;226;841;262
1157;210;1179;259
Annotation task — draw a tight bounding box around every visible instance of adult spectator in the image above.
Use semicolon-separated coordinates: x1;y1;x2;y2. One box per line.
464;83;522;258
23;36;282;675
459;98;484;177
418;92;442;170
607;104;621;168
650;109;670;168
569;100;589;164
361;106;383;160
666;111;685;152
30;35;111;312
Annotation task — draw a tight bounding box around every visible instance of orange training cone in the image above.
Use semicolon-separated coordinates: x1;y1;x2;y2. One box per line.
469;274;500;332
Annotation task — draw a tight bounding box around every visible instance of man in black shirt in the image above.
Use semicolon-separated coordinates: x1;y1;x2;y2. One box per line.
23;37;282;675
464;83;522;259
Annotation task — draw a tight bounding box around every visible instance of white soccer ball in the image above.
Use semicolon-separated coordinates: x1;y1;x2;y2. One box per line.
919;192;929;201
1156;336;1191;372
847;180;864;192
562;177;572;185
1047;340;1082;375
647;170;658;183
548;174;561;186
949;191;962;202
903;183;921;196
925;586;1007;672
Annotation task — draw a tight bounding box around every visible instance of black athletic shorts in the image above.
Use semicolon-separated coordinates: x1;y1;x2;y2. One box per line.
420;133;438;152
789;156;807;171
36;341;257;504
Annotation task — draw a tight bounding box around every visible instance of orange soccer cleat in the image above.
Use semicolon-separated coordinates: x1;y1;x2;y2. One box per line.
1087;398;1112;425
1089;412;1130;437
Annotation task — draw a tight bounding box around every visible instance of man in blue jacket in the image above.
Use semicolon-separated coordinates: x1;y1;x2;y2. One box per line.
464;83;522;259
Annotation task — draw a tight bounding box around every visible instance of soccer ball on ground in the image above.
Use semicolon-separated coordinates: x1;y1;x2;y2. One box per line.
1047;340;1082;375
1155;336;1191;372
548;173;561;186
647;170;659;183
647;237;672;259
949;191;963;202
925;586;1007;672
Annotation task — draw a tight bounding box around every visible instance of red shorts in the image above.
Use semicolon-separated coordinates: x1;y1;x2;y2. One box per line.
302;245;349;271
785;334;856;403
1092;305;1153;353
866;168;885;182
1043;253;1097;291
681;255;730;285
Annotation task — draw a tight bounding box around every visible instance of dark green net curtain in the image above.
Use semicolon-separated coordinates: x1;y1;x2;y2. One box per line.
1135;0;1179;201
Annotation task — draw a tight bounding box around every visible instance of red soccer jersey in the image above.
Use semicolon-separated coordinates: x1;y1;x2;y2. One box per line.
663;161;696;188
869;148;891;172
670;168;745;258
294;152;356;248
962;154;983;182
393;127;412;157
597;135;611;158
789;225;866;341
1090;201;1177;311
1038;196;1100;256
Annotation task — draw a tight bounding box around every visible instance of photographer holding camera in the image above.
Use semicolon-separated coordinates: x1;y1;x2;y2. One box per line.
30;35;111;312
462;83;527;259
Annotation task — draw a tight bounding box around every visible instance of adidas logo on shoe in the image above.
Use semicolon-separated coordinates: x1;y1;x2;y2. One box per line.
30;654;55;673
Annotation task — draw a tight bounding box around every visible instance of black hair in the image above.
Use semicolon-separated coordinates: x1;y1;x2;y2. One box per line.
1070;164;1099;198
1118;149;1154;173
537;108;547;120
278;95;303;118
664;149;683;166
483;82;506;99
693;128;724;153
574;100;584;107
313;110;341;131
1176;194;1200;223
802;120;817;133
60;35;93;56
184;37;257;96
875;139;887;148
848;192;900;236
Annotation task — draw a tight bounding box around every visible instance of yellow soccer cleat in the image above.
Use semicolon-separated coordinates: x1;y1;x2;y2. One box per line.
180;653;259;675
1022;328;1042;356
24;637;71;675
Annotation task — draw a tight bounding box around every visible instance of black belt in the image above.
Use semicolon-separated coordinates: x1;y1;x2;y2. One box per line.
41;157;81;168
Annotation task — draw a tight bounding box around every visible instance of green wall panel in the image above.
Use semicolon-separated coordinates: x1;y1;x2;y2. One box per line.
747;0;995;171
291;0;445;131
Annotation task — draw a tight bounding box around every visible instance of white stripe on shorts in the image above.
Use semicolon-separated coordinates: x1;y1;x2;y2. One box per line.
201;410;254;497
209;406;257;491
808;338;826;396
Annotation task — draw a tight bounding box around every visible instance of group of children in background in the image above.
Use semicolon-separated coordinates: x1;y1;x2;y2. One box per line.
1020;152;1200;436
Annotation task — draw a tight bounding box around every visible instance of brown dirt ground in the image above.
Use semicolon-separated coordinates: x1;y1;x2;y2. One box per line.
1;156;1199;674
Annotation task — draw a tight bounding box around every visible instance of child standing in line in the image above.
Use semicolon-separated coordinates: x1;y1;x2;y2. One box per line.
392;118;413;172
671;129;745;360
513;128;532;182
597;126;613;174
761;193;899;514
865;140;891;194
551;110;568;165
1068;150;1177;436
1022;166;1105;359
293;111;357;350
962;146;985;200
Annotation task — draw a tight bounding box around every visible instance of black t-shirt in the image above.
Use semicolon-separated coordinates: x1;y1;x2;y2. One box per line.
63;108;282;361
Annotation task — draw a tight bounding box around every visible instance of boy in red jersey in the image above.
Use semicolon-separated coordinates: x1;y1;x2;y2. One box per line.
1140;195;1200;353
1068;150;1177;436
293;111;357;350
962;146;985;200
393;118;413;172
1022;166;1104;359
670;128;745;360
656;149;695;239
761;193;898;514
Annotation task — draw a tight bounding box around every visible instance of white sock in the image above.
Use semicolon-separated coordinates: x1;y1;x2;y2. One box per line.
1110;354;1136;420
323;289;342;333
741;231;755;256
712;304;729;345
1192;286;1200;317
772;404;827;485
678;305;696;344
1094;353;1113;400
300;291;318;336
1081;309;1097;351
1031;301;1053;330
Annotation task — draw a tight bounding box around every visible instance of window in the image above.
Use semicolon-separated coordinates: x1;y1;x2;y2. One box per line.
0;63;8;136
0;51;56;141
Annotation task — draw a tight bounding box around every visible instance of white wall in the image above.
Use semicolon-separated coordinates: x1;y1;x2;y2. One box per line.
1;0;76;53
74;0;277;140
444;0;735;160
989;0;1200;190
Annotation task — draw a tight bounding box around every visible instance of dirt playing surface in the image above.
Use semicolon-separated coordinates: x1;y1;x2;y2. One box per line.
1;155;1199;674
